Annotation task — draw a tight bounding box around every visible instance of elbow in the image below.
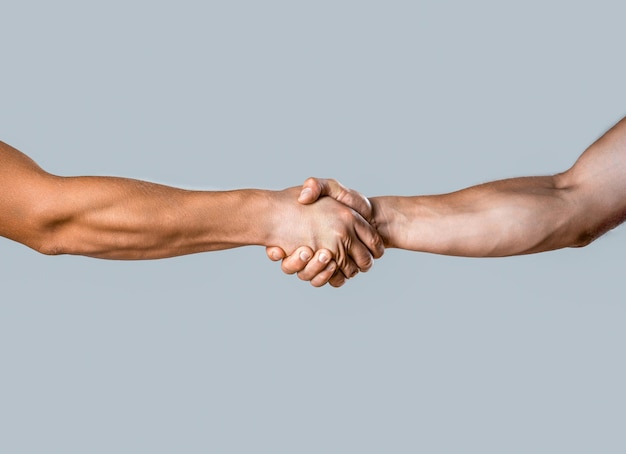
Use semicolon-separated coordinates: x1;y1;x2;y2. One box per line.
552;171;607;249
554;163;626;249
570;231;597;248
553;211;604;250
569;213;626;249
30;222;70;256
35;235;67;256
3;173;76;256
27;203;73;256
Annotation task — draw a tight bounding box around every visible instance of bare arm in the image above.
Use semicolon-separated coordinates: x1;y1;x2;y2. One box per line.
370;116;626;256
274;115;626;273
0;141;383;270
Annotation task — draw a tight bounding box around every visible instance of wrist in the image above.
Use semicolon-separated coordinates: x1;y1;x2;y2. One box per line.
204;188;279;248
259;187;301;249
370;196;396;248
371;196;422;250
252;189;283;247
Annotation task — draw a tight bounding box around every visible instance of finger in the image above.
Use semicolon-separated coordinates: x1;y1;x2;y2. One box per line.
265;246;287;262
280;246;315;275
298;249;348;283
329;270;347;288
298;249;359;281
327;210;370;278
297;177;325;204
309;260;338;288
346;238;375;273
297;249;334;281
339;216;380;273
337;255;360;280
299;177;373;221
352;211;385;262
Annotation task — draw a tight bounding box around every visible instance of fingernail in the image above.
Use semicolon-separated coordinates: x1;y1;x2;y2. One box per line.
299;188;312;200
299;250;311;261
272;251;281;260
319;252;330;263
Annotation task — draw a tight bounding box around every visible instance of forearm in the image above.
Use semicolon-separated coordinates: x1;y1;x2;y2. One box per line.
39;176;276;259
2;141;382;270
371;117;626;257
370;175;585;257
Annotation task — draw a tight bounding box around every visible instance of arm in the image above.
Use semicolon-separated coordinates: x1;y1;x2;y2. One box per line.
276;115;626;269
371;116;626;256
0;141;383;269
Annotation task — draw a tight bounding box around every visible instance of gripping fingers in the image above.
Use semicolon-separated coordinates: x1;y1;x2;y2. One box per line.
266;246;287;262
297;249;334;281
299;177;373;221
308;260;338;287
281;246;315;275
352;213;385;268
329;270;347;288
334;251;361;280
292;249;353;287
296;249;355;285
345;226;376;273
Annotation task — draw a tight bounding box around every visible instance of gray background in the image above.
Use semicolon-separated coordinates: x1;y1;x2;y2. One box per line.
1;1;625;452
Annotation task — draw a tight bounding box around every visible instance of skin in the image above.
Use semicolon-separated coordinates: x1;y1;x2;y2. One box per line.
266;181;379;286
0;140;384;278
270;115;626;280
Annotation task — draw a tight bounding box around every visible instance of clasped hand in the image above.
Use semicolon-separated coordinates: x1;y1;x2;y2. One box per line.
266;178;383;287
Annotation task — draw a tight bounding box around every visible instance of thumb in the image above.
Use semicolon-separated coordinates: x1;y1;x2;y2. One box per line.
265;246;287;262
297;177;324;204
298;177;373;221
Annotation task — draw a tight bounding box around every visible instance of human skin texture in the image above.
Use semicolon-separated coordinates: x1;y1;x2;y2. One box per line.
269;115;626;281
0;141;383;282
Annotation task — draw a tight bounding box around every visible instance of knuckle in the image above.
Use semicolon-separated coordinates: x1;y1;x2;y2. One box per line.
335;187;350;204
327;261;337;273
359;255;373;272
338;208;355;224
281;261;298;275
371;235;384;258
343;263;358;279
330;278;345;288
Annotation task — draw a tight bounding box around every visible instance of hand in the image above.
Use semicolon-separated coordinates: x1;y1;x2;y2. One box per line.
297;177;375;222
266;179;382;286
267;245;348;288
265;185;383;285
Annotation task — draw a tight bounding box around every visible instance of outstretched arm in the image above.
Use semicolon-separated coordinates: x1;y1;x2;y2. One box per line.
370;115;626;256
0;141;383;270
277;114;626;271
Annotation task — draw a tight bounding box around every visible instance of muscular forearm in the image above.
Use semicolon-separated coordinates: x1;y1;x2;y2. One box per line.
370;175;586;257
370;117;626;257
13;174;380;272
1;138;381;279
34;175;278;259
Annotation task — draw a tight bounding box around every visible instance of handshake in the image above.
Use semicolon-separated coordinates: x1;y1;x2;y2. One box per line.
5;114;622;275
264;177;387;288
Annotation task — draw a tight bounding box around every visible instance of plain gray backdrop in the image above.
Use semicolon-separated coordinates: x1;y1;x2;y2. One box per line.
1;1;625;453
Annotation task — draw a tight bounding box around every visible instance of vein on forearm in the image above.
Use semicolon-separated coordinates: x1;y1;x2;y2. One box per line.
371;175;583;257
41;176;270;259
